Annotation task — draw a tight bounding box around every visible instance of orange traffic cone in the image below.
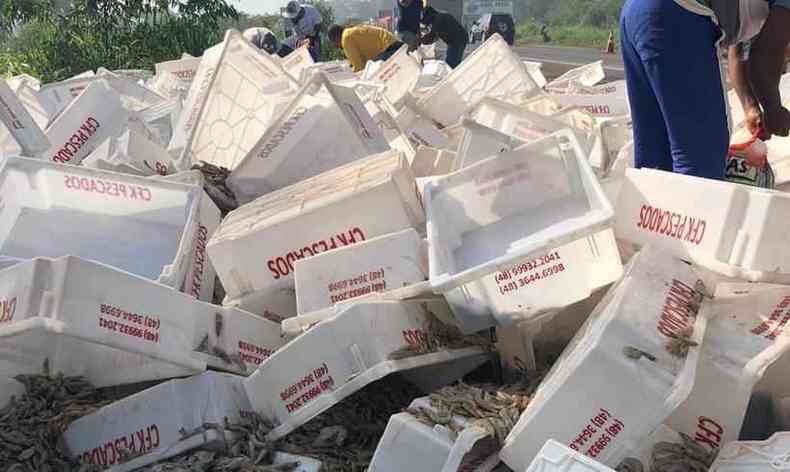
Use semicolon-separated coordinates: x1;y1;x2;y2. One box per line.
605;31;615;54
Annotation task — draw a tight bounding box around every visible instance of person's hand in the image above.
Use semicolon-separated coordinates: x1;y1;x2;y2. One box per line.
743;104;763;137
764;105;790;137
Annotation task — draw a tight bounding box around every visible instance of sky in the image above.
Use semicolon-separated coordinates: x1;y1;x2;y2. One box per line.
234;0;290;15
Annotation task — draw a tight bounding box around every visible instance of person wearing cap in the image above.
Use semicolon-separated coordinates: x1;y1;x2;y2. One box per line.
396;0;422;52
620;0;790;181
420;6;468;69
282;1;324;62
243;27;280;56
328;24;403;72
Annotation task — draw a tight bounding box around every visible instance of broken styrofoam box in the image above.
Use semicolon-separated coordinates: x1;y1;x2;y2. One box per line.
545;61;605;95
526;440;616;472
417;34;540;127
209;149;424;301
62;372;321;472
0;80;50;157
0;156;218;292
710;432;790;471
169;30;299;171
454;118;524;169
294;228;427;315
282;46;316;82
424;130;614;333
370;44;421;108
228;74;391;203
548;81;630;118
0;256;285;392
83;128;177;177
243;299;491;440
43;80;129;165
665;283;790;453
523;61;548;89
368;396;500;472
614;168;790;282
499;247;708;470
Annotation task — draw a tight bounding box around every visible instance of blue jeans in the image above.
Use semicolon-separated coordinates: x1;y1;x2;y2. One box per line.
620;0;728;180
445;42;466;68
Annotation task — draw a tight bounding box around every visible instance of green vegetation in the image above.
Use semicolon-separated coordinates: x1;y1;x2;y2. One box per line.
514;0;624;48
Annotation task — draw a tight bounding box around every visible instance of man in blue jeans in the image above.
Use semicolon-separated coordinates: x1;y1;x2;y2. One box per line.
621;0;790;180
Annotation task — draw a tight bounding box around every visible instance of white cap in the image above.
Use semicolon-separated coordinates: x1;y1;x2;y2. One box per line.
283;1;301;19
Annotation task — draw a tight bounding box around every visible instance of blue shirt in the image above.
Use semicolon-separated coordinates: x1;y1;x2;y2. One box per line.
397;0;422;33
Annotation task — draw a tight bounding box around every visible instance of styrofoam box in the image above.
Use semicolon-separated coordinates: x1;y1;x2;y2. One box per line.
614;168;790;282
63;372;321;472
229;73;391;203
154;54;202;84
469;98;569;145
415;60;453;91
369;396;500;472
223;281;298;323
417;34;540;127
0;156;217;293
95;68;168;111
523;61;548;89
587;115;632;176
548;81;630;118
666;283;790;453
43;80;129;165
83;128;176;177
244;299;492;441
454;118;524;169
298;61;358;85
209;149;424;302
395;105;450;150
424;130;615;333
294;228;427;315
37;71;97;112
522;94;565;116
0;80;49;157
370;44;421;108
282;46;316;83
411;146;457;178
499;247;708;470
0;256;285;391
545;61;605;95
169;30;299;172
710;432;790;471
526;440;616;472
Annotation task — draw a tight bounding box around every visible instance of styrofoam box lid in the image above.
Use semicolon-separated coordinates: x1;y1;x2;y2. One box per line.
213;149;422;243
526;440;616;471
417;34;540;127
243;299;490;441
0;156;202;284
425;129;613;293
711;432;790;471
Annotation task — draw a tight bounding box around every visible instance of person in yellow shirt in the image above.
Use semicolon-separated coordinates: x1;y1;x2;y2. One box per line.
328;24;404;72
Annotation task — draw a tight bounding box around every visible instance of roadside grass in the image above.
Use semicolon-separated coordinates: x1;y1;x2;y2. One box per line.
516;20;618;50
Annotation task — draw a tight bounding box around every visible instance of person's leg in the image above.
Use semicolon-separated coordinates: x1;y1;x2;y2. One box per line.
629;0;728;179
620;0;672;172
445;42;466;68
308;35;321;62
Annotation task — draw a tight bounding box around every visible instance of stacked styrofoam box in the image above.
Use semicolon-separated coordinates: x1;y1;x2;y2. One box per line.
169;29;299;171
0;80;50;157
243;299;492;440
425;130;616;333
0;156;219;294
62;372;321;472
228;74;391;203
548;81;630;119
83;128;176;177
0;256;285;391
417;34;541;127
208;149;424;317
499;247;708;470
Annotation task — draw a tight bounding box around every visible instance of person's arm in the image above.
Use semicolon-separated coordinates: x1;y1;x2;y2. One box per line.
421;29;436;44
749;6;790;137
729;45;763;135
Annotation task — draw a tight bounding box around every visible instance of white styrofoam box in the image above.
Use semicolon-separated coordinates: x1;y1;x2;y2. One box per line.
294;228;427;315
154;55;202;84
14;80;57;127
43;80;129;165
587;115;632;176
243;299;492;440
169;30;299;171
138;97;180;146
548;81;630;118
370;44;421;108
282;46;315;82
545;61;605;95
526;440;616;472
469;97;569;144
415;60;452;91
495;321;539;376
666;283;790;453
424;130;614;333
95;68;168;111
411;146;457;178
522;94;565;116
417;34;540;127
523;61;548;89
148;71;191;101
615;424;682;471
223;281;298;323
62;372;321;472
499;247;708;470
181;184;221;302
38;72;97;113
0;80;50;156
83;129;176;177
0;257;285;391
369;396;500;472
298;61;357;85
395;105;450;150
454;118;524;169
0;156;215;292
710;432;790;471
614;167;790;282
229;74;391;203
210;149;424;301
